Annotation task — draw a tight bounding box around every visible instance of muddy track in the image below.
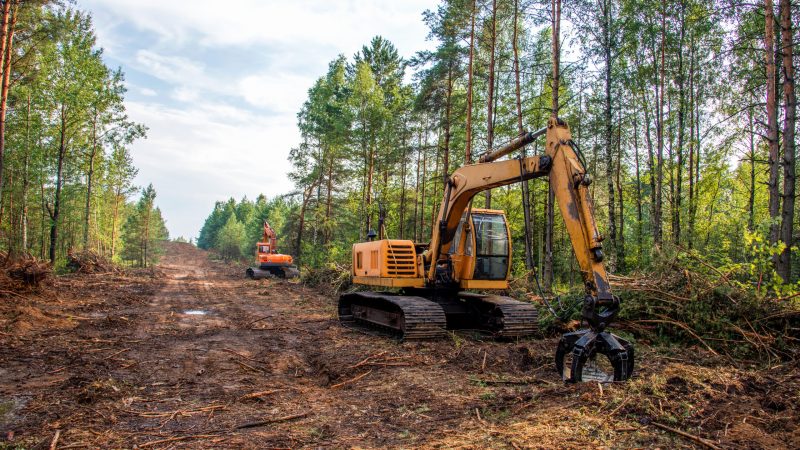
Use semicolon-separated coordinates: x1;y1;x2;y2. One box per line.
0;242;797;448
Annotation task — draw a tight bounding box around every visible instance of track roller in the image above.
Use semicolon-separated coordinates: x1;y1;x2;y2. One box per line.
459;293;539;338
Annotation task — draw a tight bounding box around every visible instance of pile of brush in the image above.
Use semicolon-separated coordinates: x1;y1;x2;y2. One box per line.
66;250;118;274
303;263;351;293
609;252;800;363
0;252;52;289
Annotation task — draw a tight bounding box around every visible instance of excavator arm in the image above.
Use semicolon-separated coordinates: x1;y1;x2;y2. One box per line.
427;117;633;381
261;221;278;253
427;118;609;301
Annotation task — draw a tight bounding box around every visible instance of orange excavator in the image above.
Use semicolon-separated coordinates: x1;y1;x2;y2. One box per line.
245;221;300;279
339;117;634;382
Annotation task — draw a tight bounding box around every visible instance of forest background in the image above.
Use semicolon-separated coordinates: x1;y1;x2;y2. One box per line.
0;1;167;269
198;0;800;304
0;0;798;305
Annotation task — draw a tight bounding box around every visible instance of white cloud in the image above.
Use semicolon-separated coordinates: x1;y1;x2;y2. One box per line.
171;87;199;103
80;0;438;239
125;100;298;239
134;50;206;85
84;0;433;55
237;72;311;113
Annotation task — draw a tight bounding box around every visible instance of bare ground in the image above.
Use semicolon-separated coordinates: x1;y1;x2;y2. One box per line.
0;242;798;449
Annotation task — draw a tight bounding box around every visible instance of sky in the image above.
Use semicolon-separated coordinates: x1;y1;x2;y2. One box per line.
80;0;438;240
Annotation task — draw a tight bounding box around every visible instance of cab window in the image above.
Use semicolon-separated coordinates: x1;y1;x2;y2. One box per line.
258;245;270;254
472;213;509;280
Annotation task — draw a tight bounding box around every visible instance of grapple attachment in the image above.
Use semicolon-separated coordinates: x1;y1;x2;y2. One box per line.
554;293;634;383
555;329;634;382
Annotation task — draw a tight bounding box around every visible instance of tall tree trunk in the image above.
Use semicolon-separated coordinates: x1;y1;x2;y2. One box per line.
513;0;523;134
49;106;67;262
544;186;554;292
84;110;99;249
39;182;45;259
295;182;317;263
21;89;30;252
142;202;151;268
399;129;408;239
324;148;334;244
688;35;696;248
111;191;121;258
766;0;781;249
485;0;498;209
667;93;675;243
443;64;452;184
359;134;368;240
0;1;17;218
421;126;428;238
602;0;616;269
616;115;625;271
465;0;476;164
653;2;666;247
6;170;12;252
695;87;701;232
432;143;440;230
747;107;756;233
633;114;643;261
513;0;533;271
552;0;561;116
413;130;421;242
778;0;796;281
544;0;561;290
674;4;686;245
366;140;375;236
641;89;657;241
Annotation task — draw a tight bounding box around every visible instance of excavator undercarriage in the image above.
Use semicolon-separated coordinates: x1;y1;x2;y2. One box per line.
339;291;537;339
246;264;300;279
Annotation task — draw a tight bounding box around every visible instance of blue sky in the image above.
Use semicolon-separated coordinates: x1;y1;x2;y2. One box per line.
81;0;438;240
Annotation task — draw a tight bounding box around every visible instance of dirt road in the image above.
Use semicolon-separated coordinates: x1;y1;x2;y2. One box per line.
0;242;797;448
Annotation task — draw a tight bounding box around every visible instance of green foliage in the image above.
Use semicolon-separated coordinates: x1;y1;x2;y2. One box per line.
120;185;169;267
215;215;246;260
698;231;800;298
206;0;800;306
197;196;297;261
0;4;150;265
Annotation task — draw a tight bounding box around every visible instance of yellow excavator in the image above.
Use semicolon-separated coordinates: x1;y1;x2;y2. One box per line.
339;117;634;382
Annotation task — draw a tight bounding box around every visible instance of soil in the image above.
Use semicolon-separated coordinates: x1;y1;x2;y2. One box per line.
0;242;798;449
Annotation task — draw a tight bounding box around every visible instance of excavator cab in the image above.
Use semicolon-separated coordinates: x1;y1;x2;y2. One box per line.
449;209;511;283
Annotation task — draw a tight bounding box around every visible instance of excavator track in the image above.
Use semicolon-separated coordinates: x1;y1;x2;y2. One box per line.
246;265;299;279
338;292;447;340
459;293;539;338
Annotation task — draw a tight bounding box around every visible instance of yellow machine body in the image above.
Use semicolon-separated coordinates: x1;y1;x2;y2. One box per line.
351;209;511;290
351;239;424;288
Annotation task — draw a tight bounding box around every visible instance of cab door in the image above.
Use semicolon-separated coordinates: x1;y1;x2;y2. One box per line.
471;212;510;280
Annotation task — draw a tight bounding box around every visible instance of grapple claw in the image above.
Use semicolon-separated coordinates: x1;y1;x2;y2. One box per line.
555;329;634;383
